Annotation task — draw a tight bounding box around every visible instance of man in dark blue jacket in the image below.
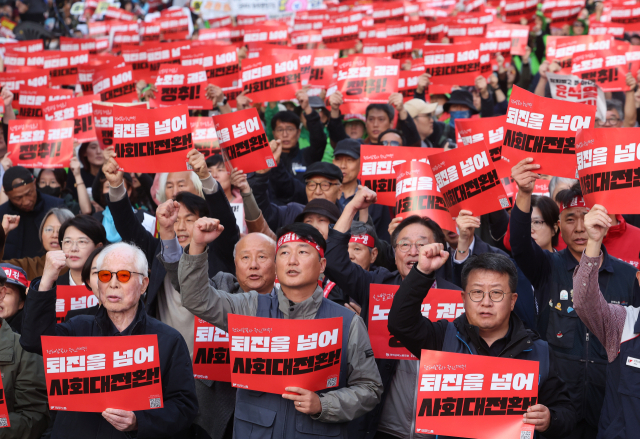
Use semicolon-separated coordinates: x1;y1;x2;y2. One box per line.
20;244;198;439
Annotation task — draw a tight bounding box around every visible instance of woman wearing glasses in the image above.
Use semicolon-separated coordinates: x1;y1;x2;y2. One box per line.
530;195;560;252
0;207;74;279
56;215;107;286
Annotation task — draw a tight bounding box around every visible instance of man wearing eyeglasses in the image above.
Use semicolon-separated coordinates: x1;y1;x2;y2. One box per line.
595;98;636;129
20;244;198;439
323;187;460;439
388;250;576;438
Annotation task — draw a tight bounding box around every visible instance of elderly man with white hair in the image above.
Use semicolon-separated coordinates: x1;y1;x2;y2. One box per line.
20;243;198;439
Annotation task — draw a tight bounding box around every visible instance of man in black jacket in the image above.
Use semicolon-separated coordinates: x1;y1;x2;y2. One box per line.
20;245;198;439
388;250;576;438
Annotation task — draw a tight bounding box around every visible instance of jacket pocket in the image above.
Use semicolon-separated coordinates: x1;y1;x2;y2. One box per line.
234;402;276;439
545;308;578;349
295;410;341;437
618;351;640;399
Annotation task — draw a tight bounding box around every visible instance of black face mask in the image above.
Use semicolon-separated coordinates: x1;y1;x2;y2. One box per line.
39;186;61;198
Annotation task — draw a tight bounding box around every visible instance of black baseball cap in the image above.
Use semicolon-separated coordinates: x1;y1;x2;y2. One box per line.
303;162;343;183
295;198;342;224
333;138;361;160
2;166;35;193
308;96;326;109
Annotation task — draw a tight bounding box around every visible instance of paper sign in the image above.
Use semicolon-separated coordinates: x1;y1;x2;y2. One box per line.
227;313;343;394
43;50;89;86
180;45;239;88
213;108;276;174
501;86;596;178
0;71;49;104
153;64;212;110
41;335;163;412
368;284;463;360
394;161;457;232
589;22;626;38
501;0;537;23
455;116;510;178
241;54;301;102
336;56;399;116
547;72;607;123
60;36;109;54
93;65;137;103
147;41;192;79
308;49;338;90
415;350;538;438
17;87;73;119
321;22;360;50
55;285;100;323
43;95;98;143
611;4;640;32
93;101;149;150
189;116;219;158
193;317;231;381
398;62;425;102
546;35;614;74
485;23;529;56
111;104;193;173
571;49;630;92
8;119;74;169
430;142;510;217
576;127;640;214
359;145;440;206
423;43;481;87
0;376;9;428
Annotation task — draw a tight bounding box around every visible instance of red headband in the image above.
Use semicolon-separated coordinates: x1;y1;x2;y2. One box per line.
349;234;375;248
559;196;589;214
276;232;325;258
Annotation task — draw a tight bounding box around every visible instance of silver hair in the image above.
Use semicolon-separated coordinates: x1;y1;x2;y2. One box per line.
39;208;74;243
156;172;204;203
233;233;276;258
96;242;148;284
549;177;578;200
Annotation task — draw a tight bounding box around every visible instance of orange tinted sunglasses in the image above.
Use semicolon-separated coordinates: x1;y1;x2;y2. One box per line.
97;270;145;283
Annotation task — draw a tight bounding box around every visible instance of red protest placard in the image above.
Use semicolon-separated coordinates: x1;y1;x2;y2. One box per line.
446;23;486;41
121;45;152;84
485;23;529;56
361;38;414;60
398;62;425;102
193;317;231;381
455;116;510;178
157;14;191;41
8;119;74;168
243;23;288;45
43;51;89;86
241;54;301;102
368;284;462;360
546;35;614;74
611;3;640;32
321;22;360;50
502;0;538;23
394;161;457;232
576;128;640;214
153;64;212;110
571;49;630;92
92;65;137;103
423;43;481;87
140;22;161;42
291;30;323;49
43;95;98;143
16;87;73;119
589;22;626;38
359;145;440;206
501;86;595;178
415;350;538;438
0;71;49;104
213;108;276;174
181;45;239;88
336;56;399;116
93;102;149;150
190;117;219;158
3;50;45;69
41;335;163;412
55;285;99;323
387;21;429;45
308;49;338;90
430;142;510;217
60;36;109;54
112;104;193;173
147;42;192;79
111;30;140;51
227;313;343;394
0;374;9;427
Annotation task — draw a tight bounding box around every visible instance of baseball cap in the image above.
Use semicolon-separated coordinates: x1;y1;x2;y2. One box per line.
295;198;342;224
343;113;366;125
404;99;438;119
0;264;27;297
308;96;326;109
2;166;35;193
303;162;343;183
333;138;361;160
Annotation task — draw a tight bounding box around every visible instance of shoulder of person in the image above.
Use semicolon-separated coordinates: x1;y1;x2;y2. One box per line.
144;314;187;347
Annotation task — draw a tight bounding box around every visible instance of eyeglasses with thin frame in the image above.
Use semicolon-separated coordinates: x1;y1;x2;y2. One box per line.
98;270;145;283
275;127;298;135
43;226;61;234
305;181;340;191
468;290;511;302
381;140;401;146
531;220;546;231
395;240;429;254
599;117;621;127
61;238;92;249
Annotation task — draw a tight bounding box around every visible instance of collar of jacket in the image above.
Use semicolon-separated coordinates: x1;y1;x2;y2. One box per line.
9;191;44;215
277;285;324;319
280;143;301;164
95;299;147;336
453;312;537;357
559;243;614;273
0;318;15;364
603;214;626;243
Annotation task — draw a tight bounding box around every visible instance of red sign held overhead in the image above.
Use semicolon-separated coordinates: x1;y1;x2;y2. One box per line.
193;317;231;382
241;54;301;102
423;43;481;87
93;65;137;103
227;314;343;394
243;23;288;45
307;49;338;90
321;22;360;50
153;64;212;110
546;35;614;74
501;0;538;23
571;49;630;92
455;116;510;178
8;119;74;169
41;335;163;412
190;117;219;159
59;36;109;54
16;87;73;119
0;375;9;427
368;284;463;360
181;45;239;89
415;350;538;438
485;23;529;56
0;71;49;106
43;95;98;143
501;86;596;178
43;50;89;86
55;285;100;323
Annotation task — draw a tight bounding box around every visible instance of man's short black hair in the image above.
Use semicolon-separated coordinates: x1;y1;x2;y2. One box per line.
271;111;301;131
276;222;327;254
176;191;210;218
58;215;107;247
390;215;446;247
461;253;518;294
81;246;105;292
555;182;583;208
365;104;395;122
378;128;406;146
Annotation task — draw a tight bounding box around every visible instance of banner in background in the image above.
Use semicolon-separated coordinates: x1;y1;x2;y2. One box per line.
423;43;480;87
7;119;74;168
485;23;529;56
415;350;538;438
322;22;360;50
181;45;239;88
92;65;137;103
213;108;276;174
227;313;343;394
501;86;595;178
337;56;399;116
546;35;614;74
41;335;163;412
368;284;463;360
43;95;98;143
43;50;90;86
193;317;231;382
0;71;49;103
547;72;607;123
241;54;301;102
571;49;630;92
55;286;99;323
153;64;212;110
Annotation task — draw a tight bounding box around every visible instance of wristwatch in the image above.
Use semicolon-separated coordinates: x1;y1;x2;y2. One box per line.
217;96;228;107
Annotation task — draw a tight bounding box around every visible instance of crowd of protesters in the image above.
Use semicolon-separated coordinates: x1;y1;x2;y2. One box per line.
0;0;640;438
